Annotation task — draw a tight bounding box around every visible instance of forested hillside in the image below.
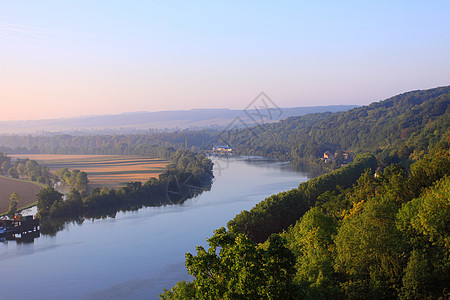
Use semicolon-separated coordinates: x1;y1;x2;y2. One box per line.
227;153;377;243
162;87;450;299
162;146;450;300
226;86;450;169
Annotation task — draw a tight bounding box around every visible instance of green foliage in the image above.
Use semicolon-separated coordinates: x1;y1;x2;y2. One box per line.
228;154;377;243
8;167;19;178
396;175;450;299
184;227;299;299
166;88;449;298
159;281;196;300
400;250;432;300
37;187;63;216
7;192;20;218
283;207;338;299
334;195;406;299
166;89;449;299
0;153;53;184
199;149;450;299
408;149;450;197
56;168;89;193
49;188;83;218
222;86;450;169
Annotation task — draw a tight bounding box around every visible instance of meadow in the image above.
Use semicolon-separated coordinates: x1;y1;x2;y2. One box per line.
11;154;169;189
0;176;43;214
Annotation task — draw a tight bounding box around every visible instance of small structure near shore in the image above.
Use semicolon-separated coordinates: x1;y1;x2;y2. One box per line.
211;145;233;155
322;150;351;164
0;215;40;240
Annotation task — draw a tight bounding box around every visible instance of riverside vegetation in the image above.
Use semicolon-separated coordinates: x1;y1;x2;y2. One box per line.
161;86;450;299
36;149;213;235
0;147;213;235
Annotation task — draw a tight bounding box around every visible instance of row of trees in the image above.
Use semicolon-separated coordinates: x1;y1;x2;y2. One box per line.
55;168;89;193
163;146;450;299
0;131;215;157
0;153;52;185
0;152;87;194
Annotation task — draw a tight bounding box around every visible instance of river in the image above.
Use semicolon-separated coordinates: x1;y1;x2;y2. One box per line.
0;156;310;299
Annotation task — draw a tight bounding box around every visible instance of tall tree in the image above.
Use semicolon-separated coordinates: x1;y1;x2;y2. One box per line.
37;187;63;215
7;192;20;218
183;227;299;299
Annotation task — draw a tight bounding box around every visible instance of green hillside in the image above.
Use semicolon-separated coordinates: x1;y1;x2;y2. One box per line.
229;86;450;169
163;87;450;299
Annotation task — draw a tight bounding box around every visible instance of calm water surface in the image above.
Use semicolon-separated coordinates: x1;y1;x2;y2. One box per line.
0;156;310;299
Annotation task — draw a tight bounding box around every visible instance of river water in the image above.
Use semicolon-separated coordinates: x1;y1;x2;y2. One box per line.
0;156;310;299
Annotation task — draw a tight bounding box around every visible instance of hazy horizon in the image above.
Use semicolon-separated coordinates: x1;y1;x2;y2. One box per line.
1;104;359;122
2;1;449;121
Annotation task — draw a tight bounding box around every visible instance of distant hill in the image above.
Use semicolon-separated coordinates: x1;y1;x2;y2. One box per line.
0;106;357;134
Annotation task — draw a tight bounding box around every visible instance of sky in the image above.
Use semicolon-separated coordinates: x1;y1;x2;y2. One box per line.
1;1;449;121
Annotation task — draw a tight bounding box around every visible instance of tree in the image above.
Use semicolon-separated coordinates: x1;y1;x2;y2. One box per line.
159;281;196;300
334;195;406;299
37;187;63;215
396;175;450;299
56;168;71;184
284;207;339;299
16;162;26;177
184;227;299;299
8;167;19;179
75;171;89;192
1;161;11;175
7;192;20;218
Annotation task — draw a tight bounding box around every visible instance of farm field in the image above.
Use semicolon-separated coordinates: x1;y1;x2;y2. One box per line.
10;154;170;188
0;176;42;214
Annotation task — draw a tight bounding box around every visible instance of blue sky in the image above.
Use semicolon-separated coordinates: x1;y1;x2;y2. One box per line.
1;1;449;120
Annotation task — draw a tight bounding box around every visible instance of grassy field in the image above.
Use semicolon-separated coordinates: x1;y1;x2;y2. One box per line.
11;154;170;189
0;176;43;214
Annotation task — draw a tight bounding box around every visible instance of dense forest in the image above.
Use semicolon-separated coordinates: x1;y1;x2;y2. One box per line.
225;86;450;170
227;153;377;243
161;87;450;299
162;144;450;300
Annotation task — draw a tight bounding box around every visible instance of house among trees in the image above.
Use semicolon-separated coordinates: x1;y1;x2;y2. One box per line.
212;145;233;154
374;167;383;178
323;151;350;164
323;151;335;162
